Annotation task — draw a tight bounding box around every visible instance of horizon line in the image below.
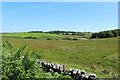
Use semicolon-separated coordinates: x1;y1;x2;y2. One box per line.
0;28;119;33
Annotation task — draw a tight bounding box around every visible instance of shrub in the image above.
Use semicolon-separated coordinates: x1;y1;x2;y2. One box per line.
73;38;78;40
1;41;71;79
47;38;52;40
2;41;43;79
63;37;71;40
24;36;38;39
90;29;120;39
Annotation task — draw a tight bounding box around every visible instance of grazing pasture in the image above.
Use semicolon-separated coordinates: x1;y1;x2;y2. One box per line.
0;33;63;40
1;36;118;78
0;32;90;40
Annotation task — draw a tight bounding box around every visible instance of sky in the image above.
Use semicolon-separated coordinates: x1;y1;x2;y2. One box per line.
2;2;118;33
1;0;119;2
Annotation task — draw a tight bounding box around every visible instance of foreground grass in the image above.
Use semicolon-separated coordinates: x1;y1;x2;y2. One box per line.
1;37;118;78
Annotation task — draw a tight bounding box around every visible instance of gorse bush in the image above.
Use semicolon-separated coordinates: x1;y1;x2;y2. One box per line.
1;41;72;79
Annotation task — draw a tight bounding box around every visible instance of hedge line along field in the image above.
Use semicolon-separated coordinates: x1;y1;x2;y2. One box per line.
1;37;118;78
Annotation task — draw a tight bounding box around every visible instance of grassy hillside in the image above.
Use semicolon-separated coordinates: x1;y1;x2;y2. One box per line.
1;37;118;78
0;32;92;40
0;33;64;40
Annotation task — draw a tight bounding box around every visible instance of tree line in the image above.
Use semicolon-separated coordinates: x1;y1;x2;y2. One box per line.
46;31;85;36
28;30;90;36
90;29;120;39
28;29;120;39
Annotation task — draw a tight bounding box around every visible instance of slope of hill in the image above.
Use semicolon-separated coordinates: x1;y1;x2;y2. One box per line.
2;37;118;78
0;32;92;40
0;33;64;40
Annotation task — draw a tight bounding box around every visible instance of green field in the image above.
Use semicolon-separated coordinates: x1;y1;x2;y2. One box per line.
1;33;64;40
1;33;118;78
0;32;91;40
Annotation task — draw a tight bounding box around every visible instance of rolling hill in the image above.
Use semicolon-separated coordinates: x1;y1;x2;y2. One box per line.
1;37;118;78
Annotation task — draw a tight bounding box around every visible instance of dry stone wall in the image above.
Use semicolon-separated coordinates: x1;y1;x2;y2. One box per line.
37;60;97;80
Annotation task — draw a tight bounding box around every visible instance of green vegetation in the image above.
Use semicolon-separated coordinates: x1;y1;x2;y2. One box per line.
90;29;120;39
0;31;92;40
1;29;119;78
2;37;118;78
1;41;72;79
0;33;63;40
29;30;92;37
